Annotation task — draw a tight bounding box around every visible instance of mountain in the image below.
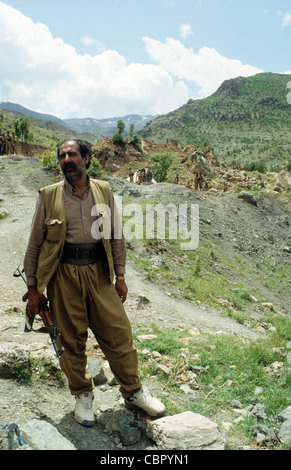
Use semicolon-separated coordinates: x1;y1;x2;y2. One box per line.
0;102;65;126
139;73;291;169
64;114;154;137
0;101;154;140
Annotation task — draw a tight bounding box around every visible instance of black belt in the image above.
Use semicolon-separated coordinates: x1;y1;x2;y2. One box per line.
61;243;105;265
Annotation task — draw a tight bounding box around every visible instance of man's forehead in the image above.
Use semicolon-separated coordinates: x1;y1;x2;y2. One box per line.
59;140;79;153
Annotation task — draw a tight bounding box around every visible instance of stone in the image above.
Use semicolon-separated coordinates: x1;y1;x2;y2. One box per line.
146;411;225;450
0;342;30;379
137;334;157;342
20;419;76;450
262;302;274;310
156;364;171;376
87;359;107;385
97;408;143;446
278;419;291;446
0;208;9;219
238;191;257;206
275;170;291;189
278;406;291;422
248;404;268;421
136;293;150;304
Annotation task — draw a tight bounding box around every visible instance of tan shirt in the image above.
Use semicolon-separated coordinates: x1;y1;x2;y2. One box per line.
24;178;126;287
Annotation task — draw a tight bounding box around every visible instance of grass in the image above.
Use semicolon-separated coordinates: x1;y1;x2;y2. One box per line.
12;358;65;387
132;314;291;449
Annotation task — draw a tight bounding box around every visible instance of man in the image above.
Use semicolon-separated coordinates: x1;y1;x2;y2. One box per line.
6;131;12;155
128;168;134;183
23;139;166;426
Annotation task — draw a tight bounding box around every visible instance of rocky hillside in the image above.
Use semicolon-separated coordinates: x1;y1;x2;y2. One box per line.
139;73;291;169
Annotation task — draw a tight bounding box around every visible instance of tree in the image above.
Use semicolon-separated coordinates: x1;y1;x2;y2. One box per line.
87;157;102;178
117;119;125;135
14;116;31;142
112;119;125;145
150;152;173;182
129;123;135;139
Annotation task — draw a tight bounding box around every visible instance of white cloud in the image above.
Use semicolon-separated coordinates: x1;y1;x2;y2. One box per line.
180;23;193;39
282;11;291;27
80;36;106;53
143;36;263;98
81;36;95;46
0;2;189;118
0;2;265;120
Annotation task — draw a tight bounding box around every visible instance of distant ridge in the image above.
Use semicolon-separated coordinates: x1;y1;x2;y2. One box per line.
0;101;154;137
0;102;65;125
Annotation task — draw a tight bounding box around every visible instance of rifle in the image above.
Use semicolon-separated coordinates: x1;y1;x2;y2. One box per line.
13;266;64;359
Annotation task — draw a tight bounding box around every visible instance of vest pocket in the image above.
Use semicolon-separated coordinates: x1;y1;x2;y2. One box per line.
45;218;64;242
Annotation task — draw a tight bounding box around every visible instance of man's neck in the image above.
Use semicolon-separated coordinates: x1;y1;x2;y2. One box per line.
66;174;89;197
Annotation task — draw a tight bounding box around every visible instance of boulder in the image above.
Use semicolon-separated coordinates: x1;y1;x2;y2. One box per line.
20;419;76;450
146;411;225;450
238;191;257;206
87;359;107;385
0;342;30;379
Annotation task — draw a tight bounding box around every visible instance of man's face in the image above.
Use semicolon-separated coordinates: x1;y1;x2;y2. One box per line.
58;141;89;182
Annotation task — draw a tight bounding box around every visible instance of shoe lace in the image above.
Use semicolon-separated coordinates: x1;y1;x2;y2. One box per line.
79;393;93;409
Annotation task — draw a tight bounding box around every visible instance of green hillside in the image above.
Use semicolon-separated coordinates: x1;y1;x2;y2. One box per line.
139;73;291;170
0;108;96;147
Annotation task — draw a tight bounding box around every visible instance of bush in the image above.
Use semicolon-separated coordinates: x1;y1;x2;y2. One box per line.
87;157;102;178
130;134;142;145
112;119;125;145
150;152;173;182
112;131;125;145
40;148;59;171
245;161;266;173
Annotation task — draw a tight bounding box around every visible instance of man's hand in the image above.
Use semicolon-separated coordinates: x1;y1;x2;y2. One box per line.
22;287;47;316
115;278;128;303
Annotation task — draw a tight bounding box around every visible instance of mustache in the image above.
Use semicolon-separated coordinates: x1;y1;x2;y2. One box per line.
62;162;77;171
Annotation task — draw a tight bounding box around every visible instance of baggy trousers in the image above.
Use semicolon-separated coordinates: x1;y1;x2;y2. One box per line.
47;260;142;398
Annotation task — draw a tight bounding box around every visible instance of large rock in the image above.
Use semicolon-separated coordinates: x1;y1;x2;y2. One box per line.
146;411;225;450
275;170;291;189
0;342;30;379
279;419;291;446
238;191;257;206
97;408;143;446
20;419;76;450
87;359;107;385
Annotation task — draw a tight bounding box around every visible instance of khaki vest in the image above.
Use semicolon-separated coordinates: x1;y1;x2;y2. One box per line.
36;179;115;293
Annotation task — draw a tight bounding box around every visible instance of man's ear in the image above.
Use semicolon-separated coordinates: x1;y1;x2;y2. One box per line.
84;153;90;166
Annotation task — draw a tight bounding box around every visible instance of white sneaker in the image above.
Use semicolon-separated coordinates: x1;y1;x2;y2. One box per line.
125;388;166;417
74;391;95;427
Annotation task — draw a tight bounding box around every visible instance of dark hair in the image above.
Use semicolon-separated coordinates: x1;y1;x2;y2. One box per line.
57;139;92;169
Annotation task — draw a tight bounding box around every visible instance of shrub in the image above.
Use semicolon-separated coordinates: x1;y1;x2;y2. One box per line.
150;152;173;182
40;148;59;171
87;157;102;178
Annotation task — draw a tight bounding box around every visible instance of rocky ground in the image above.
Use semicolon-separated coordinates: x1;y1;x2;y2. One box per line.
0;152;290;451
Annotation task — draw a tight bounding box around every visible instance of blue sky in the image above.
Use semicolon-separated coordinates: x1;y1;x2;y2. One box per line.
0;0;290;119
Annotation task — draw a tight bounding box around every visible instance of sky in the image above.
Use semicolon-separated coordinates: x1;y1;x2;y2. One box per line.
0;0;290;119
